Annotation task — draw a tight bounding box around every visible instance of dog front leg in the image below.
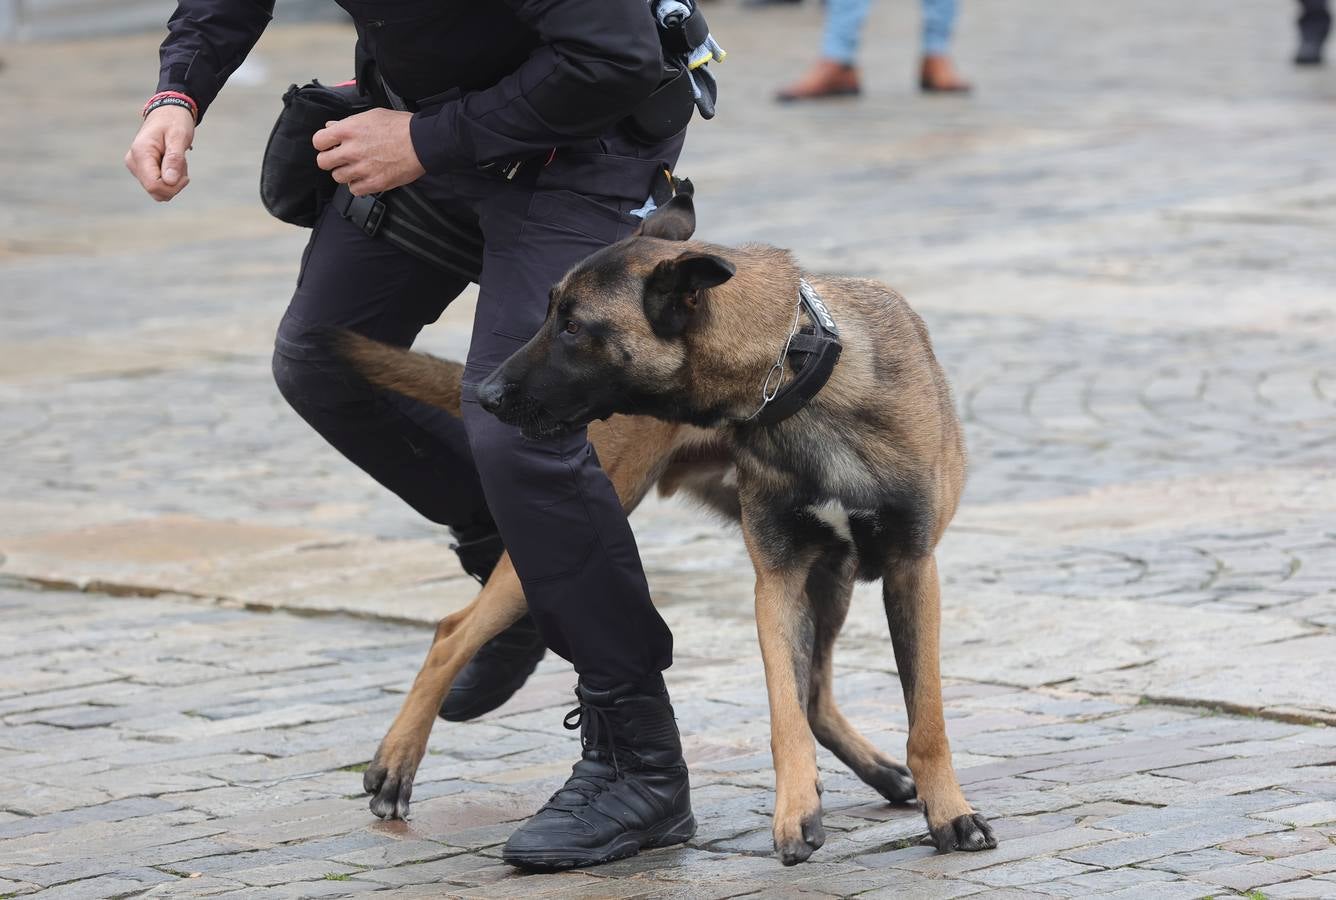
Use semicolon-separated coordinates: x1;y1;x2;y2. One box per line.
742;522;825;865
364;555;527;820
883;554;996;852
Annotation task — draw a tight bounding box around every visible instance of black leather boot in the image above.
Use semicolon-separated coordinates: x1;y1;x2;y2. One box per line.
502;676;695;871
439;524;546;722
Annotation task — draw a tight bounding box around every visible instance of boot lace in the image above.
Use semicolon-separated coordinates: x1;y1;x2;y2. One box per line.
541;700;624;812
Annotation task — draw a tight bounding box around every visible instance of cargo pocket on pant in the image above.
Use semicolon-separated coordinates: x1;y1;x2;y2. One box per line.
508;478;598;583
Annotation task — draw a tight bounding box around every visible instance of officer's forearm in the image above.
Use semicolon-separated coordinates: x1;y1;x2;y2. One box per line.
156;0;274;124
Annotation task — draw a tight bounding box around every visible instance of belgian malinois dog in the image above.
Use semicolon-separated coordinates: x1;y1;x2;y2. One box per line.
340;193;996;864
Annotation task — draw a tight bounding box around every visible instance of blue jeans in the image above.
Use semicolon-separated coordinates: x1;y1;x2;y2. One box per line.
823;0;958;65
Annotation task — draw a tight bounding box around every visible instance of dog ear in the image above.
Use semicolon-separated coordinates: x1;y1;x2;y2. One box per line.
635;193;696;241
643;251;736;338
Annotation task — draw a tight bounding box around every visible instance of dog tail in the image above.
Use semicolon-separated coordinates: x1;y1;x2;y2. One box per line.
329;329;464;417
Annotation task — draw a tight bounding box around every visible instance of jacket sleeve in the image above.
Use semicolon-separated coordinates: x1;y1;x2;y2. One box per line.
409;0;663;175
156;0;275;123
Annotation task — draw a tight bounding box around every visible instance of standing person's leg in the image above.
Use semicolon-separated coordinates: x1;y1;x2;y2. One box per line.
453;141;694;869
920;0;971;92
460;185;674;686
776;0;869;101
1296;0;1331;64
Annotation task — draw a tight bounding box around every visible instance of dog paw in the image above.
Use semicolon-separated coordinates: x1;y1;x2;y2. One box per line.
865;760;917;804
928;812;996;853
773;808;826;866
363;743;419;820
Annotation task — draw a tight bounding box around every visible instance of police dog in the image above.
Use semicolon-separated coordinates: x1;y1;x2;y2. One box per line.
340;194;996;864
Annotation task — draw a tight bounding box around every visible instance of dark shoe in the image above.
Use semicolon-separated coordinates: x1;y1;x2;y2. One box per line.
440;522;545;722
439;612;546;722
1296;36;1326;65
919;54;972;93
450;523;505;585
502;677;695;871
776;60;861;103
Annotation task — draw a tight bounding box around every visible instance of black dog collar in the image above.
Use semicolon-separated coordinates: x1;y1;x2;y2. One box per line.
740;279;843;427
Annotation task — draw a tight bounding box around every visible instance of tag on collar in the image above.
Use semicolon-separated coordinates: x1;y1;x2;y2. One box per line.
799;279;838;336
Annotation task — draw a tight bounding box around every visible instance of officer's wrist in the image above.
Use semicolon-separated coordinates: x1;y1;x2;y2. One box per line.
143;91;199;124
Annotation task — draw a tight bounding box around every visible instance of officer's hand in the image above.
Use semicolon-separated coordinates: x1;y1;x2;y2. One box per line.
313;109;426;196
125;106;196;202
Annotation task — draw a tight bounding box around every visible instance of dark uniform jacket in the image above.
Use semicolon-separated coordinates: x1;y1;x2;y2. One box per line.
156;0;665;175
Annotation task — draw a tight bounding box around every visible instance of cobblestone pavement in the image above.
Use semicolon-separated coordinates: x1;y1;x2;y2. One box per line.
2;0;1336;896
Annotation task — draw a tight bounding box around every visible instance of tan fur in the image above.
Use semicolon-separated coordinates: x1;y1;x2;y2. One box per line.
351;226;991;863
335;332;465;415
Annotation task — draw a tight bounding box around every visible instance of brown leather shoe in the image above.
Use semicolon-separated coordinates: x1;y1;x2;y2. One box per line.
776;60;861;103
919;54;971;93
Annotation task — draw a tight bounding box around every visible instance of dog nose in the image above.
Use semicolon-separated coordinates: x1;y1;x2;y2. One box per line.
477;376;506;413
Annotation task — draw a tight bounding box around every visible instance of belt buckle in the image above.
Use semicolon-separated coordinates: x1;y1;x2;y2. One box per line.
345;192;386;237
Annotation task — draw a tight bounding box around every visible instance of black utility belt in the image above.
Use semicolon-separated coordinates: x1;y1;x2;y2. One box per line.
258;73;694;278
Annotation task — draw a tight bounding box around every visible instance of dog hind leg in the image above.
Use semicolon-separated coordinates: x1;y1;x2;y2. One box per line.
804;546;917;804
883;554;996;852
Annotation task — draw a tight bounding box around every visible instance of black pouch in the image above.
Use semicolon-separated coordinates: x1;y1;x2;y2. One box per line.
260;80;373;227
624;66;696;143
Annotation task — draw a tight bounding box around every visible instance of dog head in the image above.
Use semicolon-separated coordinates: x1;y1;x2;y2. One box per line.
476;194;736;439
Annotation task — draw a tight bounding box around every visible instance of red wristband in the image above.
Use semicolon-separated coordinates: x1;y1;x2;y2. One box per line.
143;91;199;123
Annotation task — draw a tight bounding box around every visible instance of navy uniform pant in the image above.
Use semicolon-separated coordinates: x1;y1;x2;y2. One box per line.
271;131;681;687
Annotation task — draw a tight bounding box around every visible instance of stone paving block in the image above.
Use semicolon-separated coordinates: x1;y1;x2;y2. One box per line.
348;853;501;887
851;878;986;900
226;859;361;888
962;855;1097;887
328;838;459;868
1222;828;1333;859
0;875;42;895
137;875;252;897
1251;875;1336;899
169;849;312;877
1028;865;1182;897
0;778;116;817
0;796;182;841
1257;800;1336;828
29;868;177;900
1191;860;1312;892
873;826;1115;876
1096;881;1213;900
1062;816;1289;869
579;848;762;883
1140;847;1256;875
1089;788;1303;833
1276;847;1336;875
430;822;516;852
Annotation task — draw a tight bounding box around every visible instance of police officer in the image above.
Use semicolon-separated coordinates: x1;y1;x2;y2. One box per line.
125;0;700;869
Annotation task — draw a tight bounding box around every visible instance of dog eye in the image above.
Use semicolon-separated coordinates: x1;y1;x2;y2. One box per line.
564;321;581;335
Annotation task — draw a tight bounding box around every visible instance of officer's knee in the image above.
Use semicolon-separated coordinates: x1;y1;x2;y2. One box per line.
270;340;357;424
271;346;317;414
